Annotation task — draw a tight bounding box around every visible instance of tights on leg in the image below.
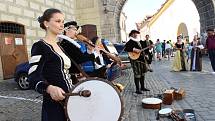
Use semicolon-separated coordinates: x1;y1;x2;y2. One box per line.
140;76;145;90
134;77;140;91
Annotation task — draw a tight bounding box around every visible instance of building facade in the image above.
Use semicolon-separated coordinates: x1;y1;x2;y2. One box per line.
119;12;127;42
140;0;200;43
0;0;76;79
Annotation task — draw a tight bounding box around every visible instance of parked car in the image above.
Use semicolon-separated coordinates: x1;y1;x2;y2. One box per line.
14;62;30;90
113;43;129;63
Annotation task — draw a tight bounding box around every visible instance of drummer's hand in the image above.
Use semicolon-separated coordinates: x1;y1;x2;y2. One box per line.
46;85;65;101
133;48;141;53
100;48;110;54
106;64;111;68
94;46;100;52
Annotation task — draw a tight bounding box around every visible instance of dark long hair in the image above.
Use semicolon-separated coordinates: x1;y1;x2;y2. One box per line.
38;8;62;30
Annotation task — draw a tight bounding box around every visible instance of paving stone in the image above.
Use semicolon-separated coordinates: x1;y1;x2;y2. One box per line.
117;56;214;121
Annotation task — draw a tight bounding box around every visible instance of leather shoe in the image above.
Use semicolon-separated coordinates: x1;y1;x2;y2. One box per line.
135;90;143;94
141;88;150;91
148;69;153;72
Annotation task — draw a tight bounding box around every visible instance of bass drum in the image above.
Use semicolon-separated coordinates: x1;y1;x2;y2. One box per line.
64;77;124;121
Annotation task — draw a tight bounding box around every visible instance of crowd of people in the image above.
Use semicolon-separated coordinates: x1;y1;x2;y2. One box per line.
27;8;215;121
145;30;215;73
123;28;215;97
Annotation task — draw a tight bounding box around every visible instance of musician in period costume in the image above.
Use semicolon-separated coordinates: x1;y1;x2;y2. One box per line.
141;35;154;72
172;36;188;71
84;36;113;79
190;35;203;71
59;21;95;84
124;30;150;94
28;8;72;121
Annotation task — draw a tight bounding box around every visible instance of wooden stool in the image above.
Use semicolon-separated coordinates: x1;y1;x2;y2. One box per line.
163;89;174;105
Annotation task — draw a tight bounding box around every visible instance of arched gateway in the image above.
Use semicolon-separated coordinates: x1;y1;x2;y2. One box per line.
96;0;215;42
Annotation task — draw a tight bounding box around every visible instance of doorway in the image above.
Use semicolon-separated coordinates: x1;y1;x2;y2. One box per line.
0;22;28;79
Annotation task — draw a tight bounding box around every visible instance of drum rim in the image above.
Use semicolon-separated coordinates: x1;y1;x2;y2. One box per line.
64;77;124;121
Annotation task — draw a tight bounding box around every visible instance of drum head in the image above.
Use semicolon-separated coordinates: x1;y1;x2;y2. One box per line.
65;78;123;121
141;98;162;104
159;108;172;115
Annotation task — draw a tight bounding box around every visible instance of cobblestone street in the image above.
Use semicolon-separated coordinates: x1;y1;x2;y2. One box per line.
0;56;214;121
118;56;215;121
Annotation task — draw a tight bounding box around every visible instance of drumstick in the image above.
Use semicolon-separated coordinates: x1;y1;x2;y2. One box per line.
63;90;91;97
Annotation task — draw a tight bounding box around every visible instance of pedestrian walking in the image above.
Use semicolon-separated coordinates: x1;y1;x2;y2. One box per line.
141;35;154;72
205;28;215;73
155;39;162;60
162;40;166;58
165;41;172;60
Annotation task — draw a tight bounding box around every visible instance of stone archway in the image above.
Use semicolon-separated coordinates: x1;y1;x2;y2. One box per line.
177;23;189;37
102;0;215;42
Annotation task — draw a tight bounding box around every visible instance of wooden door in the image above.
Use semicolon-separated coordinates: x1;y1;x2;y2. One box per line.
0;33;16;79
13;34;28;65
80;24;97;40
0;33;28;79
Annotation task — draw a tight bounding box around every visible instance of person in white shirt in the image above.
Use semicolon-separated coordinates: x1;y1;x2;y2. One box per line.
165;41;172;60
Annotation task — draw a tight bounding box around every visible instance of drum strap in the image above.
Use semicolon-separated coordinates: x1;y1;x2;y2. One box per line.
58;42;89;78
69;56;89;78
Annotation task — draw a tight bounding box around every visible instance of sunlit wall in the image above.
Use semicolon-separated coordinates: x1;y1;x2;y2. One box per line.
147;0;200;43
120;12;128;42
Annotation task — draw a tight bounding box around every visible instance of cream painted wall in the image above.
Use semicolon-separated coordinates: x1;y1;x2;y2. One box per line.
75;0;102;37
145;0;200;43
120;12;127;42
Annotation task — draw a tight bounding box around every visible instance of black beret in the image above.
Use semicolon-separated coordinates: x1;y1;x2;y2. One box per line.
206;28;214;32
129;30;140;37
64;21;79;29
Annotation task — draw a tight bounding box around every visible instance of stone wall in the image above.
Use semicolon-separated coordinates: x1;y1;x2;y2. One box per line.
0;0;76;55
74;0;126;43
74;0;102;37
193;0;215;32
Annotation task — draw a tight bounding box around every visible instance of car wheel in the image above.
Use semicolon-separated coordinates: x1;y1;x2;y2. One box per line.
16;73;30;90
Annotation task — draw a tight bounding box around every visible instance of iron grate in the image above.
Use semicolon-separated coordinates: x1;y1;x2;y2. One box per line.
0;22;25;34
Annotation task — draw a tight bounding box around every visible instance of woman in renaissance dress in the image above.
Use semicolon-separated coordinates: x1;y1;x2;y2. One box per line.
190;35;204;71
172;36;188;71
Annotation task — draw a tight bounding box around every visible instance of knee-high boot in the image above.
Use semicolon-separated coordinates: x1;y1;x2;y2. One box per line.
134;78;142;94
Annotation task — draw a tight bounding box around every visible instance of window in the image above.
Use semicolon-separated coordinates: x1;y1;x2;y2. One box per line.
0;22;25;34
